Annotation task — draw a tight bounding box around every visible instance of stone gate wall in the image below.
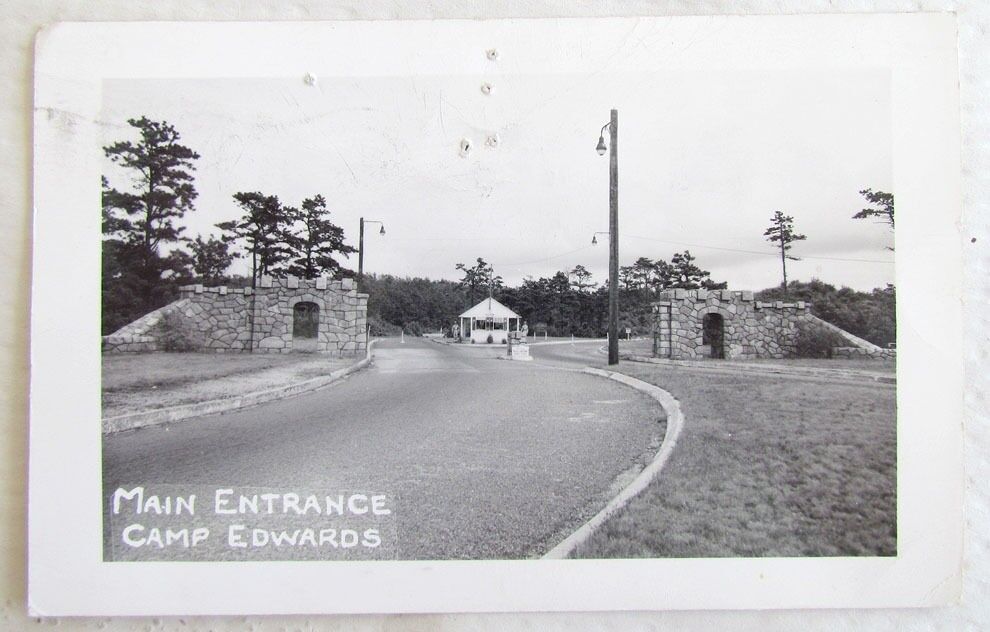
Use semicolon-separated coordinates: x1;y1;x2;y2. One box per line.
653;289;811;359
652;288;894;360
103;275;368;355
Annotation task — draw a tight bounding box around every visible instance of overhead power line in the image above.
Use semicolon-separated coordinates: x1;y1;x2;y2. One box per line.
491;244;596;268
626;234;894;264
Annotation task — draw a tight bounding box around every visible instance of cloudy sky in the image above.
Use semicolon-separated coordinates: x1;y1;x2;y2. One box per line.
102;68;893;291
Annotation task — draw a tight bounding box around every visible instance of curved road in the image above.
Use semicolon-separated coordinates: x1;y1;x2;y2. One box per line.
103;338;662;560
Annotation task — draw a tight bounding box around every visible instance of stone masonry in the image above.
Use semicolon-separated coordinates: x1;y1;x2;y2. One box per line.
652;288;894;360
103;275;368;355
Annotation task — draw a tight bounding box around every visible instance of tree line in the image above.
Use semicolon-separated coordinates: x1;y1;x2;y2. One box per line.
361;258;894;346
102;116;895;341
102;117;355;334
362;253;728;339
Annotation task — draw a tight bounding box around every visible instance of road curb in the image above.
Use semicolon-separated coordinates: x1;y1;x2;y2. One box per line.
103;339;378;434
542;367;686;559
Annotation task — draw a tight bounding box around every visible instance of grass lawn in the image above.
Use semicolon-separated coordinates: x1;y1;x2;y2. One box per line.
572;363;896;557
103;352;361;417
103;352;311;392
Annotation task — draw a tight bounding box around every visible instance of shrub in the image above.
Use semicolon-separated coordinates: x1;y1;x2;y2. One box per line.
404;321;424;337
792;321;849;358
155;310;206;352
368;316;402;337
486;334;494;344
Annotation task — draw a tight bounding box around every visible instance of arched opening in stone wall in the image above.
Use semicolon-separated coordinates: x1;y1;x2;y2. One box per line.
702;313;725;359
292;301;320;352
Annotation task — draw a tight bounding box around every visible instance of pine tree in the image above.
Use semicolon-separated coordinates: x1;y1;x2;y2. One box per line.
763;211;807;297
102;117;200;332
217;192;297;287
287;194;356;279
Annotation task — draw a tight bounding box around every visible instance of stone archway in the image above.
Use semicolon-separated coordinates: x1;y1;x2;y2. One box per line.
292;301;320;352
702;312;725;359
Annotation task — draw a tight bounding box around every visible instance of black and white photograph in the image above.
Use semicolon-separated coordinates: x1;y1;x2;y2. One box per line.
28;14;963;616
98;65;898;562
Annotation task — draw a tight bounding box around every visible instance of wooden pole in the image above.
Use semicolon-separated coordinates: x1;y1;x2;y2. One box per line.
358;217;365;278
608;108;619;366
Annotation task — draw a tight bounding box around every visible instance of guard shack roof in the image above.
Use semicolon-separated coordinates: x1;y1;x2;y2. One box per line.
458;297;520;320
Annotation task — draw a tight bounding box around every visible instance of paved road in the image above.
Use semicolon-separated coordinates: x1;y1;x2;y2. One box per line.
103;338;662;560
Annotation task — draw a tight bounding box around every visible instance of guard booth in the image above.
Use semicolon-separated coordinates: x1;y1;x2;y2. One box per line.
458;297;522;344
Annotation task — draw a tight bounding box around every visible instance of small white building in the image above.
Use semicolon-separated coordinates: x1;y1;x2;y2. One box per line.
458;297;522;344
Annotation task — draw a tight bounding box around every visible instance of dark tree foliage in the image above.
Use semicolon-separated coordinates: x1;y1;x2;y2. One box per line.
103;117;200;257
288;194;357;279
618;252;725;293
670;250;728;291
190;235;237;283
454;258;503;304
854;188;895;251
569;265;597;292
102;117;200;334
217;192;298;286
362;274;468;332
854;188;894;228
499;272;609;337
757;279;896;347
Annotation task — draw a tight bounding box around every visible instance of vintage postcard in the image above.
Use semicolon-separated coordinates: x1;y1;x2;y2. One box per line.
30;15;962;615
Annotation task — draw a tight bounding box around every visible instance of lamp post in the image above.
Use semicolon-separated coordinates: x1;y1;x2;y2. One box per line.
597;109;619;365
358;217;386;278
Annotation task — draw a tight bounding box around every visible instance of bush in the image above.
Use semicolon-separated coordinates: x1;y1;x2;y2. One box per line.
368;316;402;337
486;334;494;344
757;280;896;347
404;321;424;337
792;321;849;358
155;310;206;352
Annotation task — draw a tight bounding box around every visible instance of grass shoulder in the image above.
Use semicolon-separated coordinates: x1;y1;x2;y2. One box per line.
103;352;363;418
571;361;896;558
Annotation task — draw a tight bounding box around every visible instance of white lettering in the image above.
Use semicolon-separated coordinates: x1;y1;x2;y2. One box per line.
165;528;189;547
325;495;344;515
302;495;321;515
371;495;391;515
113;487;144;515
271;529;301;546
238;494;258;514
261;493;279;513
298;528;317;546
191;528;209;546
340;529;359;548
251;528;269;547
347;494;369;515
228;524;247;547
176;495;196;516
362;529;381;548
145;527;164;548
215;489;236;515
121;523;145;547
282;493;302;515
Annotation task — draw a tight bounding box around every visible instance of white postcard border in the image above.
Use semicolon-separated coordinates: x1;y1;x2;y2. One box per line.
29;15;962;615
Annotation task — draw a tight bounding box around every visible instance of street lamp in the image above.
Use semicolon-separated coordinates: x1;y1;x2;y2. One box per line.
597;109;619;365
358;217;385;278
591;231;609;245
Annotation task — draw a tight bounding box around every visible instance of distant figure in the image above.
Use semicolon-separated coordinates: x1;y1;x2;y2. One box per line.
452;323;460;339
520;321;529;339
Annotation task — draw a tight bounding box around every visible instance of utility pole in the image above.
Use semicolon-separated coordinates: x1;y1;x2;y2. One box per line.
358;217;365;277
607;109;619;365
